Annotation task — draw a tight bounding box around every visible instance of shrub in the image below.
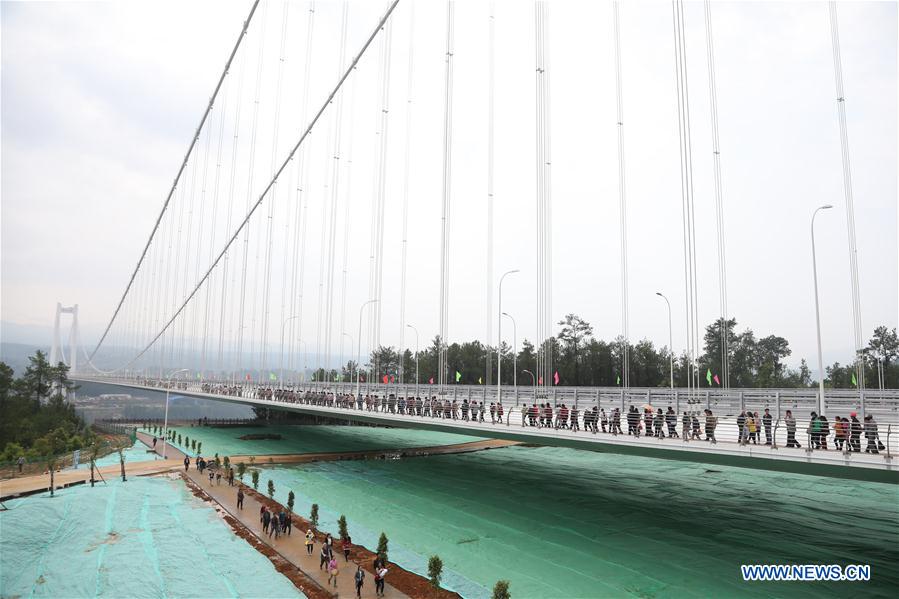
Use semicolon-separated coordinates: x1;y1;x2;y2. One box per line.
237;462;246;481
492;580;511;599
223;456;230;471
267;479;275;499
310;503;319;527
428;555;443;589
377;532;389;563
338;515;348;541
287;490;295;512
251;470;259;490
197;442;202;454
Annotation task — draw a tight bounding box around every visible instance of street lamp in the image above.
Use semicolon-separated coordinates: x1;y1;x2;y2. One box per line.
342;332;353;388
502;312;517;395
279;315;300;387
811;204;833;415
497;269;520;404
406;324;420;396
522;369;536;405
356;300;379;401
655;292;674;391
161;368;189;460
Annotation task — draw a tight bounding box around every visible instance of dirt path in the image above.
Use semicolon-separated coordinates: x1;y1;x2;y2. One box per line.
184;464;409;599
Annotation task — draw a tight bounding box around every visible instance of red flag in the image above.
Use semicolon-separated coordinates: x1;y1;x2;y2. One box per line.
382;374;389;384
713;374;720;385
554;371;560;385
538;376;543;385
245;374;251;381
390;375;395;384
429;377;434;384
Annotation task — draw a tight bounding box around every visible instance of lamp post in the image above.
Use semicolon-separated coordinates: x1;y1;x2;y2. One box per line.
161;368;189;460
811;204;833;415
406;324;420;397
342;332;353;390
279;315;300;388
502;312;517;395
355;300;379;401
655;292;674;391
522;369;536;405
497;269;520;405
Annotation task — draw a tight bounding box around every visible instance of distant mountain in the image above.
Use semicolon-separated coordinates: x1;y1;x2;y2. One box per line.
0;342;50;376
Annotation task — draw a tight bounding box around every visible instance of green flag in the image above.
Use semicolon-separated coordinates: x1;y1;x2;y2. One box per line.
706;369;712;385
455;371;462;383
616;375;621;385
851;372;857;386
196;372;201;379
269;372;277;381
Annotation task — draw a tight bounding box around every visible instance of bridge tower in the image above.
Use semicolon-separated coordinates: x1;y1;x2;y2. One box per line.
49;303;80;374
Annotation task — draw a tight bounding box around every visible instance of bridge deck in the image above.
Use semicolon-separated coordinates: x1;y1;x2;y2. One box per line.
76;378;899;484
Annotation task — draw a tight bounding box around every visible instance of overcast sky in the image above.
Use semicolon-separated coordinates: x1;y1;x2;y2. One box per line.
2;0;896;376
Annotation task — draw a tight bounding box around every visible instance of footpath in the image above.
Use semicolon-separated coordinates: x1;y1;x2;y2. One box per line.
143;433;410;598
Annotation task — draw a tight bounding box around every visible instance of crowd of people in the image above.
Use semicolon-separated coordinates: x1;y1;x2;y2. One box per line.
144;378;890;454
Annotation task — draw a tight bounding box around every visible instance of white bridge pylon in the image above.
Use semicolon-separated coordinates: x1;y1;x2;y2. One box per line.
50;302;80;374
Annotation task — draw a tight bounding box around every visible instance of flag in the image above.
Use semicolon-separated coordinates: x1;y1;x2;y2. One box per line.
616;375;621;385
429;377;434;384
245;374;251;381
269;372;277;381
382;374;389;384
851;372;857;386
706;369;712;385
390;375;395;384
713;374;720;385
538;376;543;385
455;371;462;383
196;372;201;379
554;371;560;385
478;376;483;384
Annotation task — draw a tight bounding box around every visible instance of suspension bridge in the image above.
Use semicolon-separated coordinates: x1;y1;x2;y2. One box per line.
51;0;894;482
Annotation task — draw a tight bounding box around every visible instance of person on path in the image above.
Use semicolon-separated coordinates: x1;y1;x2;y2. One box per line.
262;509;271;534
320;542;331;570
237;488;244;510
375;565;388;596
17;456;24;473
328;557;339;587
285;516;292;536
183;456;190;471
354;565;365;598
343;536;352;561
305;529;315;555
215;470;222;485
763;408;773;445
152;436;157;448
228;467;235;486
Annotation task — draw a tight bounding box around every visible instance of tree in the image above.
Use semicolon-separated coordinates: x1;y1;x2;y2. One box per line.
177;433;182;447
267;479;275;499
184;436;190;450
427;555;443;589
557;314;593;385
338;515;348;541
191;439;197;453
492;580;511;599
223;456;230;472
251;469;259;490
310;503;319;527
287;490;295;512
197;441;202;454
237;462;246;481
377;532;389;563
756;335;791;386
47;456;57;497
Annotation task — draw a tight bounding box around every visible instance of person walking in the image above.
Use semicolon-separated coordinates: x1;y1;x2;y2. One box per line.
354;565;366;598
705;409;718;444
376;564;388;596
320;542;331;570
183;456;190;471
762;409;773;445
343;536;352;562
327;556;339;588
785;410;799;448
849;413;863;452
262;508;271;534
237;487;244;510
228;467;235;486
305;529;315;555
